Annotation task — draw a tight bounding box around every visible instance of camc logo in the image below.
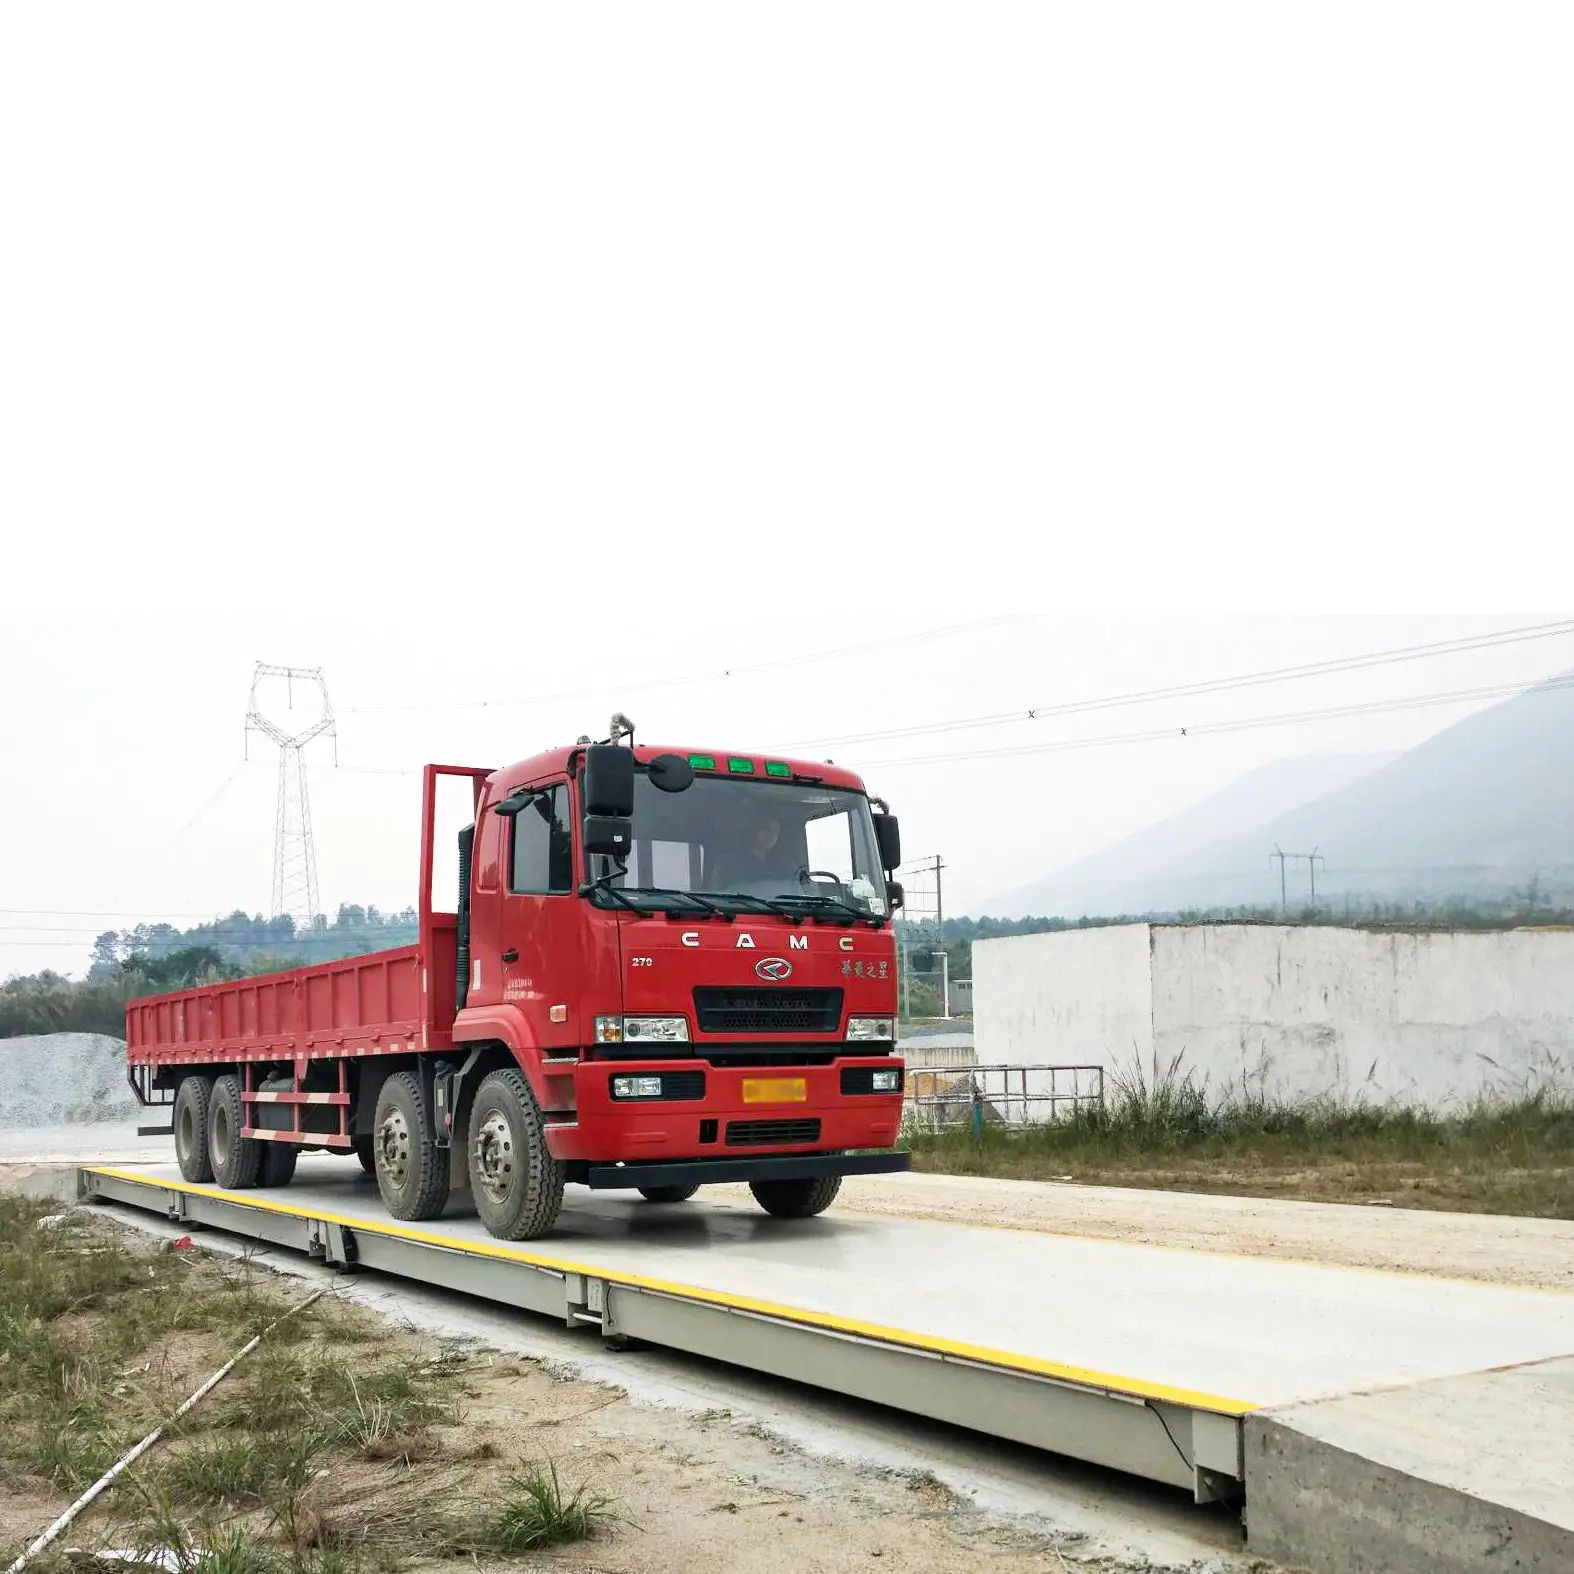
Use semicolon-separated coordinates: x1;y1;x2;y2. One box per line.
755;956;793;982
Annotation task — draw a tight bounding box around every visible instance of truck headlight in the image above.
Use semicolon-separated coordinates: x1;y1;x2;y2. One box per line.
846;1016;896;1042
595;1015;691;1044
870;1068;902;1092
611;1075;665;1099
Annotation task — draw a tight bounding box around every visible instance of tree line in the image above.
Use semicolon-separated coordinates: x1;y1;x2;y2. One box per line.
2;904;417;1040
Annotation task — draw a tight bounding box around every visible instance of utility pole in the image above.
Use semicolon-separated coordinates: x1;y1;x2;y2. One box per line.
1270;845;1324;918
246;663;336;928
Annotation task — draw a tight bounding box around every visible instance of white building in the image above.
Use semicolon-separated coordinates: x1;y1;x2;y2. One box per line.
972;923;1574;1112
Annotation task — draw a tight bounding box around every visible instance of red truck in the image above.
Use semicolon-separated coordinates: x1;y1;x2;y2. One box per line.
126;728;911;1240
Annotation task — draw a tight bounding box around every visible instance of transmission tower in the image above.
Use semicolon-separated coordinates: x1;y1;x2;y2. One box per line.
245;663;336;927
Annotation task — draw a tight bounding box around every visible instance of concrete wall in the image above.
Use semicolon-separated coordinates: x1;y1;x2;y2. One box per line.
974;924;1574;1111
973;925;1154;1070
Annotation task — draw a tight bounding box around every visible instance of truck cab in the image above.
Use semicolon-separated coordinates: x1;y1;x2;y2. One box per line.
416;730;910;1236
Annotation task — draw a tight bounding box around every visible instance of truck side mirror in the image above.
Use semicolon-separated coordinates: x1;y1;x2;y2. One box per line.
873;812;901;872
583;815;632;859
584;745;635;817
886;880;905;912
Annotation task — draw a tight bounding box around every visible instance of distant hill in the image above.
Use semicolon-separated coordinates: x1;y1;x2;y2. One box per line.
990;752;1393;918
989;675;1574;918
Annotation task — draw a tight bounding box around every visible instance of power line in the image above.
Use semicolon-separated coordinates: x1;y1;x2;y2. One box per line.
287;669;1574;787
341;617;1031;715
105;763;251;912
778;619;1574;752
856;673;1574;771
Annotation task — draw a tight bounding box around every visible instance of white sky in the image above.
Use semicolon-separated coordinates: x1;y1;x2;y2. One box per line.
2;6;1572;973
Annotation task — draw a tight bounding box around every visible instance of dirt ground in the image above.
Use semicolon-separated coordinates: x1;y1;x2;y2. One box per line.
761;1170;1574;1292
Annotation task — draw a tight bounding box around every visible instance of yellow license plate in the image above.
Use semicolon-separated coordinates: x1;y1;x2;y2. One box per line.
741;1077;808;1105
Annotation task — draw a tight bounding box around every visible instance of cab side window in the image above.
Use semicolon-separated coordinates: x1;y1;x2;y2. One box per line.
510;784;573;894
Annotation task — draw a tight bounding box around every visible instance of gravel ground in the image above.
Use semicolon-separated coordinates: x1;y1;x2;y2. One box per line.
0;1032;135;1125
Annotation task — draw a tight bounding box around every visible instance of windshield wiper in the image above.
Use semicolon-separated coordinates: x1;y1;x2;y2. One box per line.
634;886;733;919
769;891;878;924
708;891;806;919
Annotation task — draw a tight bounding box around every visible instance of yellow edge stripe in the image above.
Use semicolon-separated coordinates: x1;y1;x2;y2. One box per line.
86;1166;1255;1416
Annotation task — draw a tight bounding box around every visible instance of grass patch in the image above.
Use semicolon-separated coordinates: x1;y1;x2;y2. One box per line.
161;1434;279;1507
0;1195;622;1574
908;1056;1574;1215
492;1460;622;1551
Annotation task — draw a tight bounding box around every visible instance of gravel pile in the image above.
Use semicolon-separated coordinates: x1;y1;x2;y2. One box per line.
0;1033;137;1126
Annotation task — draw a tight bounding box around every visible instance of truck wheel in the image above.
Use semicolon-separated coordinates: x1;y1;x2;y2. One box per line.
638;1184;700;1203
207;1075;262;1190
469;1069;564;1241
749;1174;843;1219
258;1142;298;1188
374;1071;450;1221
173;1075;214;1184
353;1135;375;1175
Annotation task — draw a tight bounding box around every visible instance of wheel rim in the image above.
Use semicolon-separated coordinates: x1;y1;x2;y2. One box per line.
378;1106;411;1188
176;1103;196;1164
211;1102;231;1169
472;1109;516;1206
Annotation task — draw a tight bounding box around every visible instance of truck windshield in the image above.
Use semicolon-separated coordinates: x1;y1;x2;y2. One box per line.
593;774;889;920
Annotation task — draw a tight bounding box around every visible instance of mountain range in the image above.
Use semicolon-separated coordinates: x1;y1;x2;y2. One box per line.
988;675;1574;918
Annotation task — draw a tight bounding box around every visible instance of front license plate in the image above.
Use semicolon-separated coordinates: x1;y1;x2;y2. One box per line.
741;1077;808;1105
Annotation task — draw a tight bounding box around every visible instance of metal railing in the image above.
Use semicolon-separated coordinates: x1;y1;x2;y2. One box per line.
902;1062;1105;1134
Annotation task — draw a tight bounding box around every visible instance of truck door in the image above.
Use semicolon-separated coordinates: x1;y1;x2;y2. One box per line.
498;780;580;1052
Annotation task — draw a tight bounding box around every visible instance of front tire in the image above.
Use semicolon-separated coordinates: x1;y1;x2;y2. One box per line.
374;1071;450;1221
750;1174;842;1219
208;1075;262;1190
468;1069;564;1240
638;1184;699;1203
173;1075;214;1183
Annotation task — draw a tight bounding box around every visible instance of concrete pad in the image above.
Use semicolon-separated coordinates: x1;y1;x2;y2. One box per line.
1246;1355;1574;1573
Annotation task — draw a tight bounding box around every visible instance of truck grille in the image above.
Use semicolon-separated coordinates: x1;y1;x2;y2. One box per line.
693;987;842;1035
725;1118;822;1147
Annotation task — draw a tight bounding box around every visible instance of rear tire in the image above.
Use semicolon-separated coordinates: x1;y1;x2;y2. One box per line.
637;1184;700;1203
258;1142;298;1188
374;1071;450;1221
468;1069;564;1240
353;1135;375;1175
749;1174;842;1219
208;1075;262;1190
173;1075;214;1184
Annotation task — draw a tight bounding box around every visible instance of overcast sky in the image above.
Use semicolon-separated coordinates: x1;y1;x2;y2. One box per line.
3;6;1571;973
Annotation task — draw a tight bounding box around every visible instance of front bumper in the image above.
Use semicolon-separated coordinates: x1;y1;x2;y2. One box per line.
584;1149;911;1190
546;1055;905;1163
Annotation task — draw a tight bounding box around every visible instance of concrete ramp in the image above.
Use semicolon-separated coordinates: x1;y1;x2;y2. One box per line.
1246;1355;1574;1572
